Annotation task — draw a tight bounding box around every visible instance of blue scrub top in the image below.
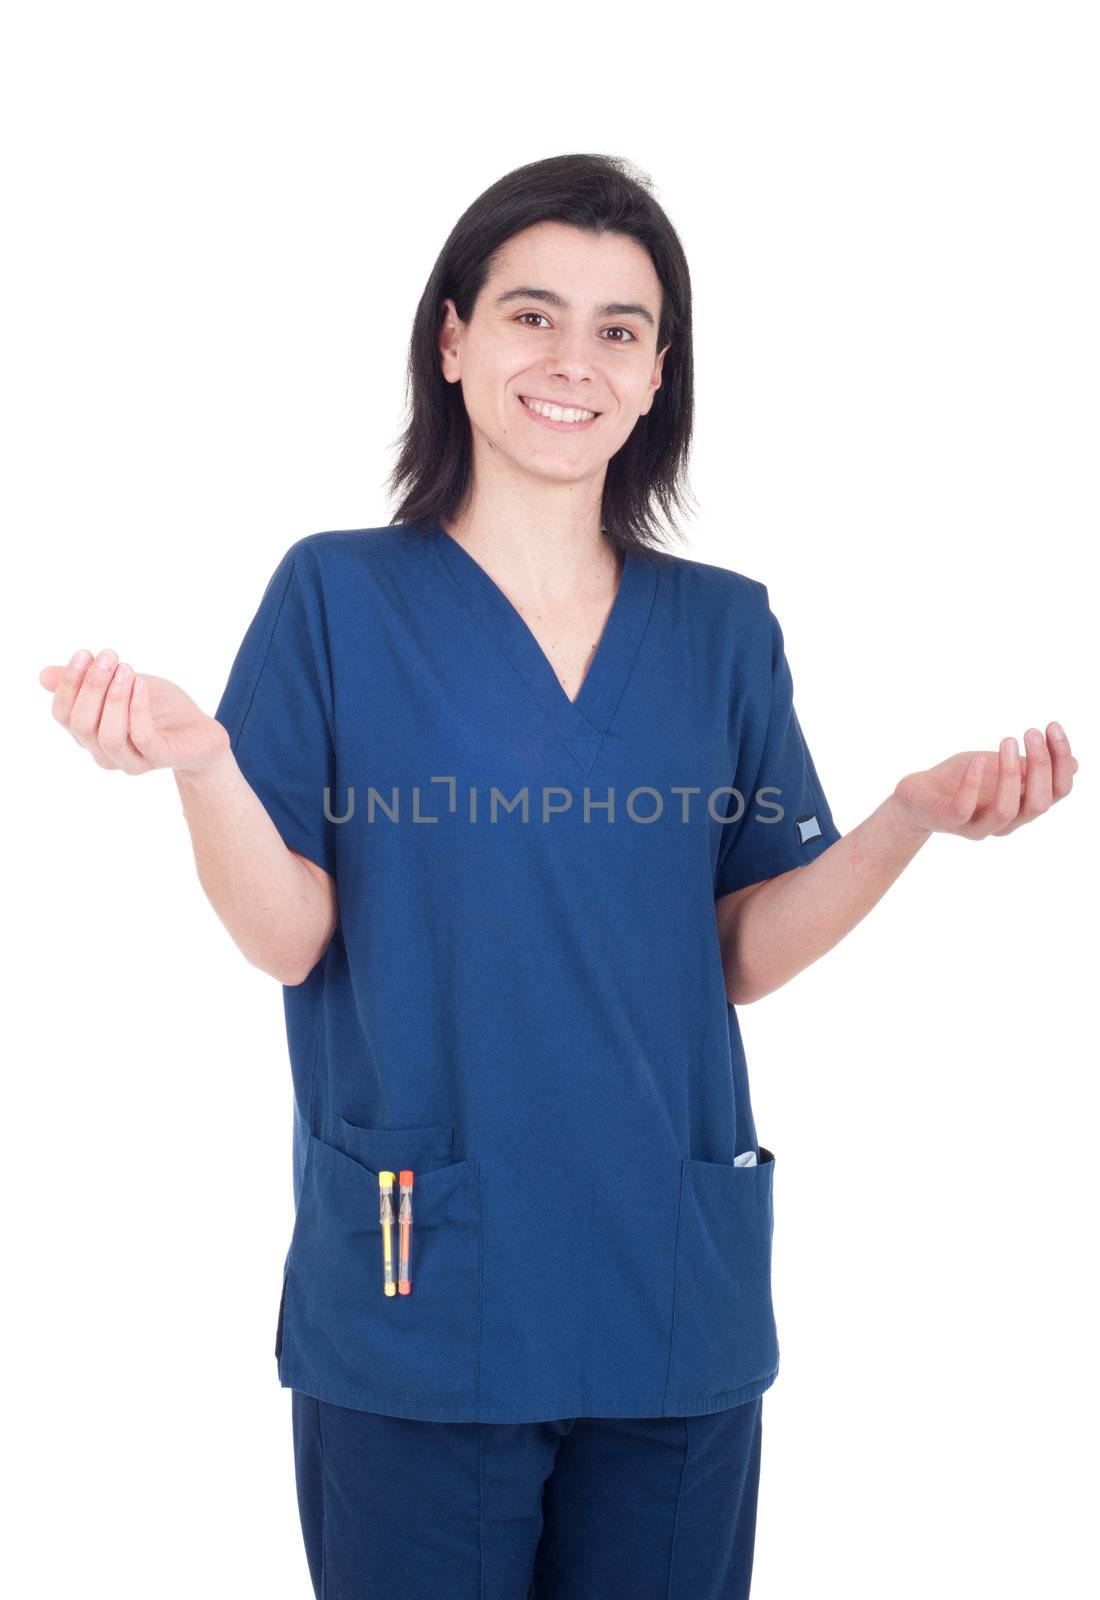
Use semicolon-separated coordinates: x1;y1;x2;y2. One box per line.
214;522;842;1423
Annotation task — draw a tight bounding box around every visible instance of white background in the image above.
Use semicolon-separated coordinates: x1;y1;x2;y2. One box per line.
6;2;1096;1595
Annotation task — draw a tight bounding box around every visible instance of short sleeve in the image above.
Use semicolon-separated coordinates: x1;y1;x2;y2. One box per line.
214;540;337;879
714;594;841;899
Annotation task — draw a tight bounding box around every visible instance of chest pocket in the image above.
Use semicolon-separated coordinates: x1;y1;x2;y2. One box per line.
664;1146;779;1408
277;1118;482;1412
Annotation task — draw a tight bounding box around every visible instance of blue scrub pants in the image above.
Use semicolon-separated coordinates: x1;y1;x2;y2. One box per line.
291;1388;763;1598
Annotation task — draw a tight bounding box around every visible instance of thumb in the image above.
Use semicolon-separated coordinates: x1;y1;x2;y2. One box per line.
39;665;66;690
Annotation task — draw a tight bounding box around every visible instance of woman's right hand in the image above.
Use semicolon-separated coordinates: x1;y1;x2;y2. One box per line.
39;648;231;775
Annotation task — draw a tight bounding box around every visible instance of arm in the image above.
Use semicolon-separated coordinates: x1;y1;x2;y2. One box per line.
718;725;1078;1005
717;793;929;1004
174;747;337;986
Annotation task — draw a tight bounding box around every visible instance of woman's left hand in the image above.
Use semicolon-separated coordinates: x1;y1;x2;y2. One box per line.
893;723;1078;839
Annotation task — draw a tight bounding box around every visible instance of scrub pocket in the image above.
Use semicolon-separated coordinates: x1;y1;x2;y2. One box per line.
332;1116;456;1175
277;1120;481;1412
665;1146;779;1406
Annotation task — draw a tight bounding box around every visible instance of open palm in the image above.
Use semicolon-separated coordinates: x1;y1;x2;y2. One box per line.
39;651;230;775
894;724;1077;840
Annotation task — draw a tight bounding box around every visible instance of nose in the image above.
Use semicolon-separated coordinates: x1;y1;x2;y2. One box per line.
541;327;598;387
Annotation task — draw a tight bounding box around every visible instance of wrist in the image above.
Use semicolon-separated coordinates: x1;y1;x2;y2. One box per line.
174;741;238;790
880;790;934;847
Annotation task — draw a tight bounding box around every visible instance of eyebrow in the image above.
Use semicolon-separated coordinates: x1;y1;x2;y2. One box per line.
493;286;657;331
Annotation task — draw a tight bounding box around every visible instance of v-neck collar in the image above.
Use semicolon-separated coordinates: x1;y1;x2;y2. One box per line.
427;523;659;775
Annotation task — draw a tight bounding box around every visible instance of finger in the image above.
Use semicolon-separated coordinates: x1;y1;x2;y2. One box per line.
96;663;150;775
950;753;987;828
985;737;1027;836
127;675;169;768
69;649;122;767
48;649;94;730
1047;721;1075;800
1019;727;1053;820
39;664;69;691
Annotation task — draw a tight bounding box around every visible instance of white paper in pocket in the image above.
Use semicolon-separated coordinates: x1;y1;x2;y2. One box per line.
733;1150;758;1167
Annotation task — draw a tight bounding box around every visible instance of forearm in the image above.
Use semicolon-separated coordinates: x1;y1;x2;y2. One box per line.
174;748;334;985
720;794;933;1004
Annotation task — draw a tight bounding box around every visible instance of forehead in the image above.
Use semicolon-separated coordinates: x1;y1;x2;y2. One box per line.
485;221;662;306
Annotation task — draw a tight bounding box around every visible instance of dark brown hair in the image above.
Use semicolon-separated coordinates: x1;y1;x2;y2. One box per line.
386;153;696;559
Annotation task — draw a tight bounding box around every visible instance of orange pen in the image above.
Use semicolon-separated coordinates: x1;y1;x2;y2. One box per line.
398;1169;414;1294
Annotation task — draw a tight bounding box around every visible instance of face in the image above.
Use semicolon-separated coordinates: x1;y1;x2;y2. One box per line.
438;221;670;496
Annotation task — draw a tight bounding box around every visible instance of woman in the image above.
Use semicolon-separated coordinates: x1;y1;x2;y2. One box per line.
39;154;1076;1598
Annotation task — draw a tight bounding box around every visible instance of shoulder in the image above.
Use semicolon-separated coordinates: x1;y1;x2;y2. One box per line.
286;523;423;573
652;547;767;606
651;548;772;643
269;524;432;609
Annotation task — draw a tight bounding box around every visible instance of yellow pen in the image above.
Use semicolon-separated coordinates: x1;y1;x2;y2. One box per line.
379;1170;397;1296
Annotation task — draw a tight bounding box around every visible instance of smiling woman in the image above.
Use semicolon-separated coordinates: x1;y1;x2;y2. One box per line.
41;149;1075;1600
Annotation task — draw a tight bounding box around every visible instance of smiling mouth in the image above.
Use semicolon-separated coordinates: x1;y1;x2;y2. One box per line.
518;394;601;428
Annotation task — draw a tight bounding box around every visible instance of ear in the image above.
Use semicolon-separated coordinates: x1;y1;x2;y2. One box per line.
439;297;464;382
639;342;671;417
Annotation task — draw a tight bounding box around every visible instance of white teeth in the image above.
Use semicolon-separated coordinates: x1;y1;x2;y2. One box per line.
521;396;596;424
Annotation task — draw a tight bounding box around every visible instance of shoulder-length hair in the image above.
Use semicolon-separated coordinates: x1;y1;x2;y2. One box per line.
386;153;696;559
